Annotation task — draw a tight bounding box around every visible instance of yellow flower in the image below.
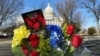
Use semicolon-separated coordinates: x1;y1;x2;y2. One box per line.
62;23;67;33
12;25;30;48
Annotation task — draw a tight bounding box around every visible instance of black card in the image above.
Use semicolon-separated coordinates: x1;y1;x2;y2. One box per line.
21;9;46;32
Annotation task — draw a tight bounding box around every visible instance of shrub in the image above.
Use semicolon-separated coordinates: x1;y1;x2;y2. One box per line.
88;27;96;35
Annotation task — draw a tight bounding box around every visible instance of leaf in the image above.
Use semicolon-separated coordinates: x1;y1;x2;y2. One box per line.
62;23;68;39
67;46;75;56
12;46;25;56
69;46;75;53
50;48;64;56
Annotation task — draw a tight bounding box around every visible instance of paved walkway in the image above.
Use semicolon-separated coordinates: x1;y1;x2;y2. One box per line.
85;40;100;56
0;38;14;56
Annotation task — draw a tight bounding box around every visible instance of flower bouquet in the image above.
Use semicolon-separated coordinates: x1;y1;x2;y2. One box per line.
12;9;83;56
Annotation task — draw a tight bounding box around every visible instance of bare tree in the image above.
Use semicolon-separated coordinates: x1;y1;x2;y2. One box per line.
56;0;77;24
80;0;100;33
56;0;86;33
0;0;24;25
73;12;85;28
73;11;85;33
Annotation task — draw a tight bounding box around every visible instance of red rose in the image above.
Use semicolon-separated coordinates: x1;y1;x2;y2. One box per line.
30;40;39;48
29;51;39;56
25;17;33;28
33;22;40;30
71;35;83;48
29;34;39;41
29;34;39;48
67;25;75;35
22;46;29;55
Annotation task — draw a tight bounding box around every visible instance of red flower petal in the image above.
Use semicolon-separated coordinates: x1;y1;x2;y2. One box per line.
33;22;40;30
29;51;39;56
29;34;39;48
67;25;75;35
71;35;83;48
30;40;39;48
29;34;39;41
22;46;29;55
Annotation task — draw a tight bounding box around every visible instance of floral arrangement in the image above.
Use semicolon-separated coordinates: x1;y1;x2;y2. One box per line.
12;9;83;56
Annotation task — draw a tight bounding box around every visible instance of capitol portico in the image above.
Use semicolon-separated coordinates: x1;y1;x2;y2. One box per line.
43;3;63;27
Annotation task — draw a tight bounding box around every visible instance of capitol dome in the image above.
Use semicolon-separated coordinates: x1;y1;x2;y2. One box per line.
43;3;54;19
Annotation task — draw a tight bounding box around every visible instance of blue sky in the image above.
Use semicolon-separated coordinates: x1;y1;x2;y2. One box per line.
23;0;96;29
23;0;58;12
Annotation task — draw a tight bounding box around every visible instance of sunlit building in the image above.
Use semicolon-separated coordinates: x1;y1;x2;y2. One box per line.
43;3;63;27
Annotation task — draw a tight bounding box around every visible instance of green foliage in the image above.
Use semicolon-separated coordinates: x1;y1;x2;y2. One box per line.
64;45;75;56
12;46;24;56
62;23;68;38
88;27;96;35
38;31;51;56
50;48;64;56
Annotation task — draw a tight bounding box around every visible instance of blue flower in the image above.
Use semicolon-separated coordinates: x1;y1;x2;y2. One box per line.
46;25;64;48
50;31;58;48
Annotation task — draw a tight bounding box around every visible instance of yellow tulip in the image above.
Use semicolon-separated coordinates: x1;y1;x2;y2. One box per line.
12;25;30;48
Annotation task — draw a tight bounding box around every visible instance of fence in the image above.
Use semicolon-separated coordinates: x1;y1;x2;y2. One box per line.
82;35;100;41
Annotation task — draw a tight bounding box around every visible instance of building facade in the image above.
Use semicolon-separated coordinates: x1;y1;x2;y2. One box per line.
43;3;63;27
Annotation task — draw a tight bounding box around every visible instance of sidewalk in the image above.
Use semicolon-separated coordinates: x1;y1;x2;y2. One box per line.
0;38;12;44
0;38;14;56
